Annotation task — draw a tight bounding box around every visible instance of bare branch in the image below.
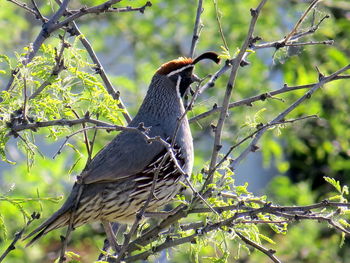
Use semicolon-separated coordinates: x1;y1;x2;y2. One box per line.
50;0;151;33
68;1;152;15
235;231;281;263
30;0;47;23
7;116;118;134
215;115;318;172
189;0;203;58
231;64;350;170
6;0;41;19
284;0;322;44
58;185;84;263
189;74;350;123
206;0;268;187
213;0;229;51
0;213;40;263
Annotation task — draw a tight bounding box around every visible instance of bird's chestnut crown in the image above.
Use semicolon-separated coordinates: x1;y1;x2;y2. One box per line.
156;52;220;97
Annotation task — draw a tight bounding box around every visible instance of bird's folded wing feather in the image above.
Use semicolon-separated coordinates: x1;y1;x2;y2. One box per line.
80;129;165;184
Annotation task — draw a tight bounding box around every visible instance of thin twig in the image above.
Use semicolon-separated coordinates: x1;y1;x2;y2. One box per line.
87;114;99;164
50;0;151;33
68;2;152;15
22;76;28;121
235;231;281;263
205;0;268;189
58;185;84;263
189;75;350;123
284;0;321;44
215;115;318;171
29;31;68;100
30;0;47;23
6;0;40;18
70;109;91;166
8;116;117;134
189;0;203;58
0;213;40;263
52;125;129;158
231;64;350;170
213;0;229;51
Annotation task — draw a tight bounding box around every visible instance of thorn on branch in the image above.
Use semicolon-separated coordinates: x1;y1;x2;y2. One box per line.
274;41;285;50
251;145;259;152
31;212;40;220
256;123;264;129
268;249;277;254
315;66;325;81
240;59;250;67
103;2;112;11
140;1;152;14
260;93;269;101
67;27;79;36
80;6;87;13
250;36;262;46
93;66;102;74
84;111;90;119
322;199;329;205
196;228;204;235
137;122;150;133
41;26;50;38
264;202;272;207
114;90;121;100
250;8;258;17
136;212;143;221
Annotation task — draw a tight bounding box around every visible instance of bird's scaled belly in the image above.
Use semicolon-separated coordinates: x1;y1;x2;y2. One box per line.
100;178;182;223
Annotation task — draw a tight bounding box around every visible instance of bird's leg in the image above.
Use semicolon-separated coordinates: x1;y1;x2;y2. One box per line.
101;220;120;253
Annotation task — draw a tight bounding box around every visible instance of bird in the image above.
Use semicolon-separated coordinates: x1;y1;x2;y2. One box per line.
24;52;220;249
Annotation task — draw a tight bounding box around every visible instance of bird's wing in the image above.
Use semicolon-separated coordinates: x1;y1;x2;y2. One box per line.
80;128;165;184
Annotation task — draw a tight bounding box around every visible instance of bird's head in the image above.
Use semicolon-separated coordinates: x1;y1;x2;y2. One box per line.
156;52;220;97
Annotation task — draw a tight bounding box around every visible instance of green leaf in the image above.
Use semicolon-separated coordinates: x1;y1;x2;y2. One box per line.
259;233;276;244
323;176;341;193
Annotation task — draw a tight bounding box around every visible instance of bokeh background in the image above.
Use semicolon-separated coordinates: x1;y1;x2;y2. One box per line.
0;0;350;262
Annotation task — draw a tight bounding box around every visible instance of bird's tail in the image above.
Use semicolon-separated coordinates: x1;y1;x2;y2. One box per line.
23;209;71;247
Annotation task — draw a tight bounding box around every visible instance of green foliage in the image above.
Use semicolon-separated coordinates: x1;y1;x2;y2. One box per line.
0;38;125;164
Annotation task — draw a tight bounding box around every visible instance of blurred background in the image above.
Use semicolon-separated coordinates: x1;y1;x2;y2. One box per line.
0;0;350;262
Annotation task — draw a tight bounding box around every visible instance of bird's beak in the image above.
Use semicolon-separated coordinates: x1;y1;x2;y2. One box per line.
191;74;201;83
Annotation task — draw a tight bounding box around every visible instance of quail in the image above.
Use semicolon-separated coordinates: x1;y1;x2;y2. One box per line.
24;52;220;248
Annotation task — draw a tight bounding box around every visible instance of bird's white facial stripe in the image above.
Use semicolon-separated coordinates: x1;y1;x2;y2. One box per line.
175;75;182;99
166;64;194;77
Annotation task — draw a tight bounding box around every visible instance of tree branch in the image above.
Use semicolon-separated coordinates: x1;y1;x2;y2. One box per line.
189;74;350;123
189;0;203;58
0;213;40;263
231;64;350;170
206;0;268;188
235;231;281;263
